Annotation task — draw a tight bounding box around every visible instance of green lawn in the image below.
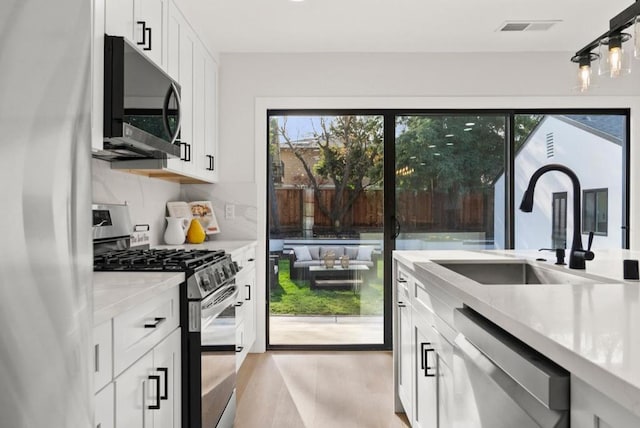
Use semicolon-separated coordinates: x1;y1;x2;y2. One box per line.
269;259;384;316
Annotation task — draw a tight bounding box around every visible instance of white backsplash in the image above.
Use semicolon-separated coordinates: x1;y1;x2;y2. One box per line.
182;182;257;241
92;159;181;245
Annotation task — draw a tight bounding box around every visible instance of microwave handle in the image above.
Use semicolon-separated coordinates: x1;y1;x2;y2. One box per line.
163;82;181;145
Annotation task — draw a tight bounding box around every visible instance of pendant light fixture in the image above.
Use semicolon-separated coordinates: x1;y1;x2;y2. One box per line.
570;52;598;92
571;1;640;91
598;32;632;77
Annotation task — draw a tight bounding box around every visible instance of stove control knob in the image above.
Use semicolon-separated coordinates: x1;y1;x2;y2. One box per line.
215;270;223;283
200;276;211;291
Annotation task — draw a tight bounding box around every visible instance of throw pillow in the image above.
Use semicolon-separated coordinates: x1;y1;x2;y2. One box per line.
293;246;312;262
307;246;321;260
345;247;358;259
356;246;374;261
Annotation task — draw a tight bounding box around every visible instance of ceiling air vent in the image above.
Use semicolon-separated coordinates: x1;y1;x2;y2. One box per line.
497;20;561;32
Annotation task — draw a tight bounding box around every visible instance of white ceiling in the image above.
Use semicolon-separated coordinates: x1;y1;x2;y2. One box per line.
174;0;632;54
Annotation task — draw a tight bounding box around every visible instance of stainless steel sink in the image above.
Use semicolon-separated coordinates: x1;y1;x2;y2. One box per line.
434;261;598;285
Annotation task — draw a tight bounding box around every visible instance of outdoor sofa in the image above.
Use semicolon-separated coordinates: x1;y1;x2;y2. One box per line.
287;244;380;281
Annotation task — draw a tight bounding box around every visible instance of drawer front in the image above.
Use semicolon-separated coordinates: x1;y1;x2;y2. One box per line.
94;321;113;392
113;286;180;376
414;278;460;329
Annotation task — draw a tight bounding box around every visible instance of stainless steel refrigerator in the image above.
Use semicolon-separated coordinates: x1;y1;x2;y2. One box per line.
0;0;93;426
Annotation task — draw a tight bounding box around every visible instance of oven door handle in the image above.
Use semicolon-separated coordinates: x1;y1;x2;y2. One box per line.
144;317;166;329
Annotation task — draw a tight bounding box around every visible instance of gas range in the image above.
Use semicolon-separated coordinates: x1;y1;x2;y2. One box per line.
94;247;238;300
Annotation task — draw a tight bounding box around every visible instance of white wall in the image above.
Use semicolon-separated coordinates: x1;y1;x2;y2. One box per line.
92;159;182;245
215;51;640;352
494;117;623;250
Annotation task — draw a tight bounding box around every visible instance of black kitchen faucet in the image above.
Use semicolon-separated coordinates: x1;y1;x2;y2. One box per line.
520;164;595;270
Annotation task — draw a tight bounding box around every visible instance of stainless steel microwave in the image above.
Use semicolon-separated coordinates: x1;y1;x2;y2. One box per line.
98;35;181;160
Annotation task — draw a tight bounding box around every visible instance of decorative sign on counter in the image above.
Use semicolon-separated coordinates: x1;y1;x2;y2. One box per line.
167;200;221;235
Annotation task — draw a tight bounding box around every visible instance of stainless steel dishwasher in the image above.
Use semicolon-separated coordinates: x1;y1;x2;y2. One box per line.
453;307;569;428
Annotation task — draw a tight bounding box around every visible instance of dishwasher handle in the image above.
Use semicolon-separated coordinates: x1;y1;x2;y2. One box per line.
454;307;569;411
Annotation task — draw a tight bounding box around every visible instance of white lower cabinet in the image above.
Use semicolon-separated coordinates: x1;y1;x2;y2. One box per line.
94;285;181;428
115;351;154;428
413;315;437;428
95;383;115;428
396;275;413;418
232;243;257;370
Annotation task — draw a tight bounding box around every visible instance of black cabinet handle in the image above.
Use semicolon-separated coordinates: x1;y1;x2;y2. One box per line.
206;154;215;171
145;27;152;51
94;344;99;372
235;346;244;353
422;343;436;377
178;142;188;161
158;367;168;400
136;21;152;50
245;284;251;301
144;317;166;328
186;143;191;162
235;301;244;307
148;375;161;409
397;278;407;283
398;301;406;307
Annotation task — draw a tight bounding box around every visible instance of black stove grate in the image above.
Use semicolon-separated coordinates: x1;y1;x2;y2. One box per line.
94;248;227;272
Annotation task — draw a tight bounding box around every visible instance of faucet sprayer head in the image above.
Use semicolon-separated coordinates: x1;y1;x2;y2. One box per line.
519;188;534;212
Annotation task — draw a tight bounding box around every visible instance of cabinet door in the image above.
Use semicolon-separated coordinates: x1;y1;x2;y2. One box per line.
202;54;218;181
414;317;437;428
192;42;207;176
397;285;412;417
105;0;135;41
115;351;154;428
153;328;181;428
241;267;256;357
437;352;454;428
95;383;115;428
94;321;113;393
133;0;166;67
177;24;196;176
235;320;247;370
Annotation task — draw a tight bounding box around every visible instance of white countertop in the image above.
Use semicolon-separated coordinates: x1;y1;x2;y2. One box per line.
93;271;184;326
394;248;640;417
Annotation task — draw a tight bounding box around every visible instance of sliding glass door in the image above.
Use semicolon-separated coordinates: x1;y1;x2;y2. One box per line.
267;113;385;347
394;114;507;250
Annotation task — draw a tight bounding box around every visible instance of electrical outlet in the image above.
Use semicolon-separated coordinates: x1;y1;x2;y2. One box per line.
225;204;235;219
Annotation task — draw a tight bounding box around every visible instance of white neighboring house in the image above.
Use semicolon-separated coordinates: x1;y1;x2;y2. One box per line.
494;115;624;250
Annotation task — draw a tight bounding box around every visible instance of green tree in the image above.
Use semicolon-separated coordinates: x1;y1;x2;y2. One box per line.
395;114;541;231
276;115;383;233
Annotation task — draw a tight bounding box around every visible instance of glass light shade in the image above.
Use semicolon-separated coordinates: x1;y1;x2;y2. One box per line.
598;35;632;78
577;64;592;92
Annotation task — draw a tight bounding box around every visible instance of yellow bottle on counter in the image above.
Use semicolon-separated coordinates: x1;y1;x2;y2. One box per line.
186;218;206;244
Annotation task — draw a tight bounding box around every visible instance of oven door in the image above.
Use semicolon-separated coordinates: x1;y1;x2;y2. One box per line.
200;285;238;428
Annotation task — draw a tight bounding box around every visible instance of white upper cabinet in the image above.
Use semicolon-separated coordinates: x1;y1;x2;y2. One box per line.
203;55;219;182
105;0;166;69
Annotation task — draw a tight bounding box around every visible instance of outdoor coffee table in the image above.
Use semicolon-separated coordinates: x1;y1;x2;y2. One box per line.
308;265;370;292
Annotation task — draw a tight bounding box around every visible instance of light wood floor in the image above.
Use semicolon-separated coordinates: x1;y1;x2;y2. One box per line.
235;351;410;428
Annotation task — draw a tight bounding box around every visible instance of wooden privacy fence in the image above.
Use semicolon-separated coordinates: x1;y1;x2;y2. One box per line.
269;187;493;235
